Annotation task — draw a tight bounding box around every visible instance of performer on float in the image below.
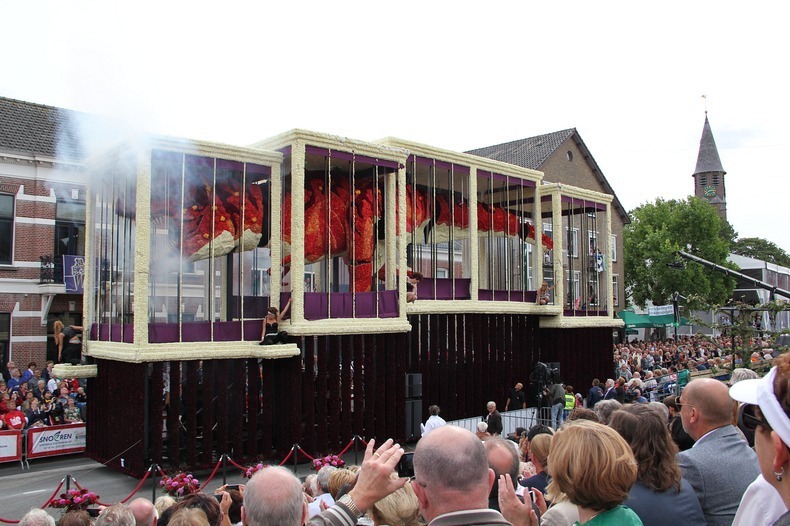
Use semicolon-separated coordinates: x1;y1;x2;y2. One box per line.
260;298;292;345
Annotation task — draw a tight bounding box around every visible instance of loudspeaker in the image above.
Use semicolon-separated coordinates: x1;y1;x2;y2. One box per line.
405;399;422;439
405;373;423;399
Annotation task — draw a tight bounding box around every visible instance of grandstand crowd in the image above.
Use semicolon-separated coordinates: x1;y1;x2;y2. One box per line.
0;360;87;430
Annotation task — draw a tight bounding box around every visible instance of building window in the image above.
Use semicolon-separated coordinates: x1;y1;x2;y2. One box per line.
611;234;617;262
566;270;580;308
712;174;720;185
699;175;707;186
0;313;9;366
0;194;13;265
612;274;620;307
566;151;573;162
567;227;579;259
543;223;553;266
55;199;86;282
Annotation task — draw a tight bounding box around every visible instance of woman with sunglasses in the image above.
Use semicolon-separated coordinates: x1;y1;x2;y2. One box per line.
730;353;790;525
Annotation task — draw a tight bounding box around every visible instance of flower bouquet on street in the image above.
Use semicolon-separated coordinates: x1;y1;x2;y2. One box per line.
243;462;270;479
312;454;345;471
160;472;201;496
49;488;100;512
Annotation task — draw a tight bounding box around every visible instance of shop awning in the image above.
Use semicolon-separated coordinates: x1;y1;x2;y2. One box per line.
617;310;690;328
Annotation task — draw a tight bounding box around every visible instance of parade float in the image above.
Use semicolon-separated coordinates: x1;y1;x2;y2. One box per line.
81;130;621;476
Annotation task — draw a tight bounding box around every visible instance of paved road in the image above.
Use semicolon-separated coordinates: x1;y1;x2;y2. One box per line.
0;449;374;522
0;455;251;522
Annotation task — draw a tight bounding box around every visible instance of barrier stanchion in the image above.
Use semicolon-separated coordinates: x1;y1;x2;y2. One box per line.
353;435;360;465
151;463;158;504
292;445;298;475
222;454;227;486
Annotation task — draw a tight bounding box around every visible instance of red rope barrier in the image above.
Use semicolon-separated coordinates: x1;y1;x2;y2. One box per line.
336;439;356;457
226;456;248;471
357;437;369;447
197;458;223;491
0;517;19;524
295;447;314;462
120;469;152;504
278;448;295;466
40;479;65;509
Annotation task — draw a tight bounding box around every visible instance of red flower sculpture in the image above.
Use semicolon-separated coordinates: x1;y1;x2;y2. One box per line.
243;462;269;479
159;472;201;496
312;454;345;471
49;488;100;512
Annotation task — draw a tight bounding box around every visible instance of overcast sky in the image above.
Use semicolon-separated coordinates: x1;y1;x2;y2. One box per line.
2;1;788;253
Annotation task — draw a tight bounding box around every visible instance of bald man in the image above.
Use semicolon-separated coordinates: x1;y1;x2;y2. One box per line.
678;378;760;526
484;437;522;511
505;383;526;411
412;425;510;525
242;439;405;526
128;498;157;526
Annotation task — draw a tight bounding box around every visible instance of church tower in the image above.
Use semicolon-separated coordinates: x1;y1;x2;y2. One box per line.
692;114;727;221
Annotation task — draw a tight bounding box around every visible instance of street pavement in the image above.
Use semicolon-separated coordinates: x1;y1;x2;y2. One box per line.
0;449;375;522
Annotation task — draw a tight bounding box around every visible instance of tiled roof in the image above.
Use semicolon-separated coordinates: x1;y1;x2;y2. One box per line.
0;96;88;160
465;129;576;169
467;128;630;222
694;115;726;175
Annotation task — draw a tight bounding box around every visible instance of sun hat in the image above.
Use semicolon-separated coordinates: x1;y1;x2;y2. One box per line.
730;366;790;446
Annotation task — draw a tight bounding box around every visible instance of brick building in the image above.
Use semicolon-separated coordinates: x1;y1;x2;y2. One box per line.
467;129;630;313
0;97;89;366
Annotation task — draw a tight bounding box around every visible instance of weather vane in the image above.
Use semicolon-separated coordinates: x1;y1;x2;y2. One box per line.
701;94;708;114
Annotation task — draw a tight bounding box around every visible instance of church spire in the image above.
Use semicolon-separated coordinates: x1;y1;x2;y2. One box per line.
694;115;726;176
692;113;727;221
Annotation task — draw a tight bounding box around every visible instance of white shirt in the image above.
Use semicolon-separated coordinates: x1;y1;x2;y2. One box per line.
422;415;447;437
307;492;335;518
733;474;786;526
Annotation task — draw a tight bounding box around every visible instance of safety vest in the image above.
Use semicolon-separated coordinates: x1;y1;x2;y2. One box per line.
564;393;575;410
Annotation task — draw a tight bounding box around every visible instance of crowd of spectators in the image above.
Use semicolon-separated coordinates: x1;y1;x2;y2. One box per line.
15;354;790;525
0;360;87;430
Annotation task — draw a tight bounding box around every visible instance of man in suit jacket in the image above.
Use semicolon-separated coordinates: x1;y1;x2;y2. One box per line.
678;378;760;526
485;401;503;435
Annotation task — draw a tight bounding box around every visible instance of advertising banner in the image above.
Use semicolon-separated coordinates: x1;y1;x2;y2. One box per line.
27;424;86;459
0;430;22;463
63;255;85;294
648;304;674;317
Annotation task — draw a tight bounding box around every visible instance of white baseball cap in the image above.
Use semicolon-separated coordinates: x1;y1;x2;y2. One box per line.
730;367;790;446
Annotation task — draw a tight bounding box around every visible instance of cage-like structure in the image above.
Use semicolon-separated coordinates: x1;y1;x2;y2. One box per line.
85;137;299;361
82;130;621;475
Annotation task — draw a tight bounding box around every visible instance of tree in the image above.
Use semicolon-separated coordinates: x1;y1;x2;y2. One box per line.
731;237;790;267
624;197;735;311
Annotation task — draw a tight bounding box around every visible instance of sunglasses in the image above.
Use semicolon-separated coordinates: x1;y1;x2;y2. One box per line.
742;403;771;431
676;397;695;410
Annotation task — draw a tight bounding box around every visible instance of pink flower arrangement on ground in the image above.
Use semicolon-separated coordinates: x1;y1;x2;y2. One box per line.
160;472;201;496
312;454;345;471
243;462;270;478
49;488;100;511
